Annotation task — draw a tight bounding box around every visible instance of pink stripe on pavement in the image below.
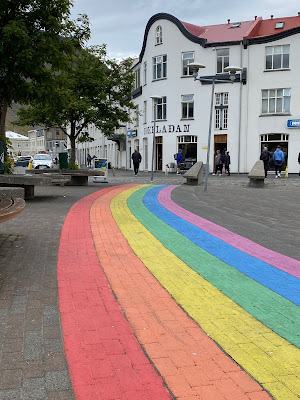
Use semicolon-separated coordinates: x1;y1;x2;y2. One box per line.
57;185;172;400
158;185;300;279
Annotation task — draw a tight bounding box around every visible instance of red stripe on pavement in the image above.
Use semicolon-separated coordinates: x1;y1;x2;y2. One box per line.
57;185;172;400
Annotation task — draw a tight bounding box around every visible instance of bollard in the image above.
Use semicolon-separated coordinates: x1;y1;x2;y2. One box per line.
165;164;168;176
285;166;288;178
28;160;32;170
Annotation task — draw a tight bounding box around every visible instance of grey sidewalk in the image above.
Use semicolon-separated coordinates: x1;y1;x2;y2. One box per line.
0;170;299;399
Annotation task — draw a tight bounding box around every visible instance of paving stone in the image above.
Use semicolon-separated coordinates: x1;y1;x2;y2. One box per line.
45;371;72;391
44;338;64;355
0;369;22;390
22;378;46;399
24;331;44;361
0;389;21;399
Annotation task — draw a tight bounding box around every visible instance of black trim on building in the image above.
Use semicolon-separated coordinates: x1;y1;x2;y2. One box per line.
132;86;142;98
107;135;126;151
139;13;207;62
243;26;300;48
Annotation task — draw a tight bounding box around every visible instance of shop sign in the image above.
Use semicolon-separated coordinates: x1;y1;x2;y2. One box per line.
287;119;300;128
127;129;138;137
144;124;190;135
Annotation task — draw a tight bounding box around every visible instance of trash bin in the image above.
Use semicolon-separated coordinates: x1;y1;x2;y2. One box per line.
58;152;68;169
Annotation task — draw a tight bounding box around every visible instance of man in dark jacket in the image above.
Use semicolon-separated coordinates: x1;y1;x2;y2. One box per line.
132;149;142;176
260;146;272;178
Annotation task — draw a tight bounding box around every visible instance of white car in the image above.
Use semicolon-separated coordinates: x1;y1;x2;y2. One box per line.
32;154;53;169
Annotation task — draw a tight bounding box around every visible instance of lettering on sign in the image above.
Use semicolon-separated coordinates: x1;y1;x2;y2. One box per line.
144;124;190;135
287;119;300;128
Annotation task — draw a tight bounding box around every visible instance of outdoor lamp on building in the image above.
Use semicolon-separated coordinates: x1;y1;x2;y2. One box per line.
189;62;242;191
150;95;162;183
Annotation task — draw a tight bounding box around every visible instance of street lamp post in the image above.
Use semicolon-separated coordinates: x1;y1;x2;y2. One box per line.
150;96;162;183
189;63;242;191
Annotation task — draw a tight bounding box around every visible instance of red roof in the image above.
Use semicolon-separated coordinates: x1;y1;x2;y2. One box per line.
245;15;300;38
182;14;300;43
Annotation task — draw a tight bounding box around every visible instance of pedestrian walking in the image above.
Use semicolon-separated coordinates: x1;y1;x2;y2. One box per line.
224;151;231;176
213;150;223;176
273;145;285;178
175;149;183;174
298;152;300;176
260;146;272;178
132;149;142;176
87;153;92;167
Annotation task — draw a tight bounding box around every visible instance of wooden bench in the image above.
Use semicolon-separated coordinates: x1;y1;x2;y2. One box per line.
25;168;104;186
0;187;25;223
248;160;265;188
183;162;204;185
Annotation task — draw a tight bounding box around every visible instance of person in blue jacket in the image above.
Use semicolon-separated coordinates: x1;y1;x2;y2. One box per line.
176;149;183;174
273;145;285;178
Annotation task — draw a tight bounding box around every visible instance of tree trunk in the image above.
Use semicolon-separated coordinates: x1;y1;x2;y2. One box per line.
0;100;8;160
70;122;76;164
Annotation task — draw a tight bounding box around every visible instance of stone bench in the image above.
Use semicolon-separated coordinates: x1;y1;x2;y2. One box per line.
0;187;26;223
25;168;104;186
0;174;67;200
248;160;265;188
183;162;204;185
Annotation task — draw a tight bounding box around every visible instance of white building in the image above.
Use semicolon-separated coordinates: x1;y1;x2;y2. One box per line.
5;131;30;157
28;127;67;158
75;12;300;173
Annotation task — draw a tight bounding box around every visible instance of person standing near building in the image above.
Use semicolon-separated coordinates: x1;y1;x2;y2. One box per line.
176;149;183;174
273;145;285;178
132;149;142;176
224;151;231;176
260;146;272;178
213;150;223;176
298;153;300;176
87;153;92;167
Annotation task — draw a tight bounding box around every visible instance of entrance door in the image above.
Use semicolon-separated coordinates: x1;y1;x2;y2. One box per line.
155;136;163;170
214;134;227;168
261;134;288;171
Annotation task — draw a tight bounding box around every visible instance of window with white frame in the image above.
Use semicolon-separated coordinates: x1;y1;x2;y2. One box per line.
181;95;194;119
155;26;162;45
215;93;228;129
216;48;229;73
134;68;141;89
261;89;290;114
153;55;167;80
153;96;167;120
143;100;147;124
182;52;194;76
143;61;147;85
265;45;289;70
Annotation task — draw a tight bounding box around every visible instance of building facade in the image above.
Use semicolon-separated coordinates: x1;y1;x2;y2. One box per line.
75;12;300;174
28;127;67;159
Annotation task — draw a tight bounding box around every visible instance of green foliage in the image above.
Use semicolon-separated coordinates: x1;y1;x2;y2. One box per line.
0;0;90;149
17;44;136;162
66;161;79;170
3;161;13;174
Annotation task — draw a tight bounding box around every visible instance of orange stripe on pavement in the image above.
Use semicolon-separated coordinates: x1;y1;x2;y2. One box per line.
90;186;270;400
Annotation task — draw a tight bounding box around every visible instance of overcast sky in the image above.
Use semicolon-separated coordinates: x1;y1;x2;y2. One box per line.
70;0;300;60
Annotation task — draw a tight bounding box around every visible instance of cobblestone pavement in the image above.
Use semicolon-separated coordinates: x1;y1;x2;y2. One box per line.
0;169;299;399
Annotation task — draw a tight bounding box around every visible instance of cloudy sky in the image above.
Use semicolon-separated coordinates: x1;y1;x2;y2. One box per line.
70;0;299;59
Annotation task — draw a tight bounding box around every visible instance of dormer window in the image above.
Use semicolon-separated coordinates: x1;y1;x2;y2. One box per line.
275;21;285;29
230;22;241;28
155;26;162;45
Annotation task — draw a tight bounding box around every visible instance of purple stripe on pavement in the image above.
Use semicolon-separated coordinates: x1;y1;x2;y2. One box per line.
158;185;300;279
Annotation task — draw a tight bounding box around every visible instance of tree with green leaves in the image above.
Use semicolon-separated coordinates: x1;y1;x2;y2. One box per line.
0;0;89;163
17;45;136;165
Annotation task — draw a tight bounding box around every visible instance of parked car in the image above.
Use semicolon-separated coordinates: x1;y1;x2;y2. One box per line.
14;156;32;167
32;154;53;169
